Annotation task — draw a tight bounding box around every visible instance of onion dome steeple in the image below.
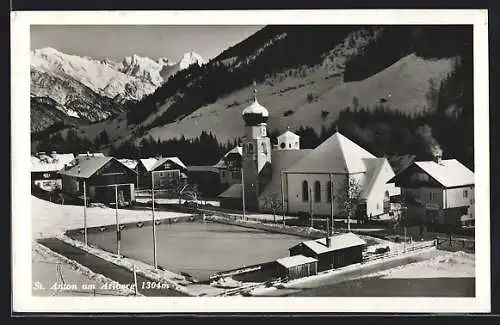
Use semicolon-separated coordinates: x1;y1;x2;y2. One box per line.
242;82;269;126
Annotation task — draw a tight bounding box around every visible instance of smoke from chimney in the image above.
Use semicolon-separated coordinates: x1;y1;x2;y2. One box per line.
416;124;443;162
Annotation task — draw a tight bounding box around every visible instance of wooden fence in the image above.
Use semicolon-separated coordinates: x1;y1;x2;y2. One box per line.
362;240;437;263
436;237;475;252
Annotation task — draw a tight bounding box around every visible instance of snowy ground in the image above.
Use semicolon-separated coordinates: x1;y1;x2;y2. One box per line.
356;250;475;280
32;195;192;238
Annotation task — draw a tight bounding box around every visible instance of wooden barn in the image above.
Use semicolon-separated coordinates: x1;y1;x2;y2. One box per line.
289;232;366;272
58;154;137;206
275;255;318;280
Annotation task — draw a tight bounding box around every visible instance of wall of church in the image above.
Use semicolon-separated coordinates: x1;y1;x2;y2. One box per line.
285;173;364;216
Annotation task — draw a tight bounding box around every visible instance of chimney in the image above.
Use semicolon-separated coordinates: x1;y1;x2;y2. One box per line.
432;153;443;165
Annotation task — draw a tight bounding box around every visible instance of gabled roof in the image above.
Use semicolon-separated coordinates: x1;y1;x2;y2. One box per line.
218;183;242;198
118;159;138;170
139;157;187;171
285;132;376;174
276;255;318;268
57;156;114;179
414;159;474;188
139;158;158;172
361;158;394;199
259;149;312;200
291;232;366;255
152;157;187;171
31;153;75;173
213;146;243;168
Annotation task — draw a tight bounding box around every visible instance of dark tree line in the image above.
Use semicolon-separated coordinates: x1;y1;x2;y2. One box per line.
109;131;242;166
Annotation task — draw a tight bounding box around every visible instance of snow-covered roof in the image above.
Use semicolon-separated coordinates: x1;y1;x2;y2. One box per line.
361;158;394;199
218;184;242;199
242;99;269;117
140;157;187;172
57;156;114;179
139;158;158;172
292;233;366;255
118;159;138;170
32;153;75;173
213;146;243;168
276;255;318;268
414;159;474;188
285;132;376;174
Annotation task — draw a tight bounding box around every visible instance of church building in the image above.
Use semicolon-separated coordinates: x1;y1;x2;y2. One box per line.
219;87;399;219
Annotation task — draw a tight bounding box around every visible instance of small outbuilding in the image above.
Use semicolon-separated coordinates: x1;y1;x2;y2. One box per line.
275;255;318;280
289;232;366;272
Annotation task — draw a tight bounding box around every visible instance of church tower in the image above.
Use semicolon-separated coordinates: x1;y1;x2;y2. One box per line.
241;84;272;210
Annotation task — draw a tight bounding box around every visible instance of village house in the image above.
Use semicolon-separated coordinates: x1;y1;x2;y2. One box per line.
137;157;188;191
388;154;475;227
58;154;137;206
31;151;75;191
214;146;243;188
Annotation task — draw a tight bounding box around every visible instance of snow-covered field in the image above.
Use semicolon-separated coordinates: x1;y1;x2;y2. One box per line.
357;250;475;280
32;195;191;238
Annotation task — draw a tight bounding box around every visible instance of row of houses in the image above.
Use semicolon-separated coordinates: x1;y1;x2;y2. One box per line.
31;152;188;205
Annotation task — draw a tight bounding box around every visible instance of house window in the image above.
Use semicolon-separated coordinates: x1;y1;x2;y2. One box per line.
327;181;332;202
221;171;226;177
289;143;292;148
429;192;433;201
295;141;299;147
302;181;309;202
314;181;321;202
463;190;468;198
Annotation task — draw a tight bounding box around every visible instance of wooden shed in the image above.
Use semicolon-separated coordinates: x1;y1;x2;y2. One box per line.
275;255;318;280
289;233;366;272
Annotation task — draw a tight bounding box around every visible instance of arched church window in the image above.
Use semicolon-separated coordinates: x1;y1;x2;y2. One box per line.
280;142;286;149
261;142;267;154
302;181;309;202
314;181;321;202
247;143;254;155
295;141;299;148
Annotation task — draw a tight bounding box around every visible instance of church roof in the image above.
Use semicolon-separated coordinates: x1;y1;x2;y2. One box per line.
242;99;269;117
259;149;312;201
285;132;376;174
361;158;393;199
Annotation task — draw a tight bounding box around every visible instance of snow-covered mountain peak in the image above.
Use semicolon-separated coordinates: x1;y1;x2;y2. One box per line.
178;51;206;70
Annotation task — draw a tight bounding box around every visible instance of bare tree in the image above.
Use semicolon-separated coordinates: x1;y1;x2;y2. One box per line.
336;176;363;232
263;193;283;224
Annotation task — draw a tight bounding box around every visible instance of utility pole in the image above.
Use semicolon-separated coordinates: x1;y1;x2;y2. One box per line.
115;184;120;257
329;173;334;235
83;179;88;246
241;167;246;221
309;185;313;228
151;171;158;269
280;171;285;226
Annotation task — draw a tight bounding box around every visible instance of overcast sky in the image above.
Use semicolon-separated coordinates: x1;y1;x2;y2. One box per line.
31;25;264;62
